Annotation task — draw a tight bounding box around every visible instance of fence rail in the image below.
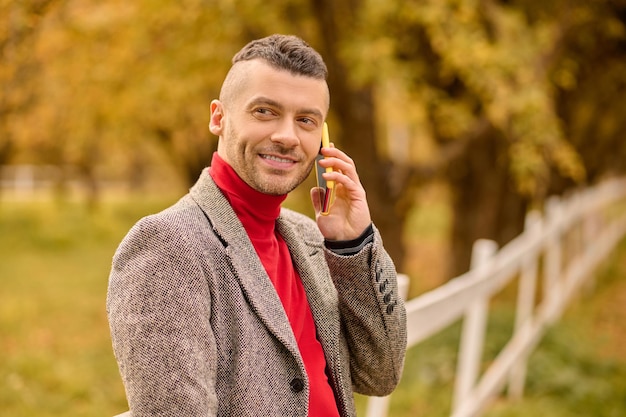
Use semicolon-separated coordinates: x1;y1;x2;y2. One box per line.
367;176;626;417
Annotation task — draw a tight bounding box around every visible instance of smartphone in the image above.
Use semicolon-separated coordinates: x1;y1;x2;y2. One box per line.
315;122;335;215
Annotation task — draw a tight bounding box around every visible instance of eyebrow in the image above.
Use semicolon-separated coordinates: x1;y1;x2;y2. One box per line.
248;96;324;121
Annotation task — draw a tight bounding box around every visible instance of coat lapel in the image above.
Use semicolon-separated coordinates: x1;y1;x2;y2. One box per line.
277;217;342;369
189;171;300;356
189;170;342;371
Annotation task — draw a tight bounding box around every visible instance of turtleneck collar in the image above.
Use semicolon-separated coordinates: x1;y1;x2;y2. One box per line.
208;152;287;238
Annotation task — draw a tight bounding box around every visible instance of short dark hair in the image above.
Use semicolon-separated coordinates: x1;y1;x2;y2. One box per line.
232;34;328;80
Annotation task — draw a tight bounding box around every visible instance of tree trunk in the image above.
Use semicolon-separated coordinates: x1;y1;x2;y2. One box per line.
334;89;408;270
153;127;217;189
181;137;217;187
446;129;528;279
312;0;409;269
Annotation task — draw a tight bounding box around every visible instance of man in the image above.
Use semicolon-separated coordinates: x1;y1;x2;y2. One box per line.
107;34;406;417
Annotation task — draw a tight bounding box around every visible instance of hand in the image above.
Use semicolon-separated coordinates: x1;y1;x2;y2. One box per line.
310;145;372;241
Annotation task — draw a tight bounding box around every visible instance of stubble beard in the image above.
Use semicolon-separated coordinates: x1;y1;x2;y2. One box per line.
248;157;315;196
225;125;315;196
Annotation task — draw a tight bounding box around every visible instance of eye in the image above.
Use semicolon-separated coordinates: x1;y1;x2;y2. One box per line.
298;116;319;128
253;108;276;118
299;117;315;124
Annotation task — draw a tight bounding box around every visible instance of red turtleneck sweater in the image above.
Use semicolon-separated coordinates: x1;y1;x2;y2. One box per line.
209;153;340;417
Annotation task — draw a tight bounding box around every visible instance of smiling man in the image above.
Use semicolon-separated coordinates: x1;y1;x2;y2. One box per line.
211;57;328;197
107;34;406;417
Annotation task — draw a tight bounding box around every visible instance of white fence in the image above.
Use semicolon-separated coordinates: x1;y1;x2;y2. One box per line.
367;176;626;417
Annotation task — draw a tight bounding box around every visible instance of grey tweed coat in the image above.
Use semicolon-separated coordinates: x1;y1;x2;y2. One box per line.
107;169;407;417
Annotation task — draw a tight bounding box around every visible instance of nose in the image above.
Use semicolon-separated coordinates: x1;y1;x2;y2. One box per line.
270;119;300;148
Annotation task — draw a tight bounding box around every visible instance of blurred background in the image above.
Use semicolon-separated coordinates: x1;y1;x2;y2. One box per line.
1;0;625;416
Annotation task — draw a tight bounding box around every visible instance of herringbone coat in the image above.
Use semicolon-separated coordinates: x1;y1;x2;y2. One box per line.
107;169;407;416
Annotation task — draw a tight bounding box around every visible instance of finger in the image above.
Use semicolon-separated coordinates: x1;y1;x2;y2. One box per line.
318;149;358;175
318;157;358;181
320;145;347;159
323;166;365;194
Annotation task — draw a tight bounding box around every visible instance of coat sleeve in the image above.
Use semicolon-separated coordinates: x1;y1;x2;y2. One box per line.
325;224;407;396
106;214;217;416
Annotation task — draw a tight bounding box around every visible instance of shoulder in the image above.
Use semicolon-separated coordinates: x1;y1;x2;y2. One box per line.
131;196;206;241
113;195;217;267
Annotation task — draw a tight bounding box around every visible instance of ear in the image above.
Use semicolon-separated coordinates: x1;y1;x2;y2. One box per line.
209;100;225;136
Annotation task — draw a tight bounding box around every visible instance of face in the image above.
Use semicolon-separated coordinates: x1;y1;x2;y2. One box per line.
210;60;330;195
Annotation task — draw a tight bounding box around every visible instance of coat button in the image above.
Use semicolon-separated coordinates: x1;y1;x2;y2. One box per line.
290;378;305;393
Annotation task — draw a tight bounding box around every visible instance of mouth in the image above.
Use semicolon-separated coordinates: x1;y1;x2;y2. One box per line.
258;151;302;172
260;154;297;164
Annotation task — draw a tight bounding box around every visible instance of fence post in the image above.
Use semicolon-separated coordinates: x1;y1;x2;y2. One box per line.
581;201;601;294
508;211;542;399
452;239;498;414
544;196;563;323
9;165;36;197
364;273;410;417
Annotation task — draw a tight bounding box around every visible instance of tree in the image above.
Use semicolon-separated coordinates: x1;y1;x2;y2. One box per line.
304;0;575;276
0;0;61;168
109;0;315;187
303;0;624;278
548;0;626;186
5;0;625;282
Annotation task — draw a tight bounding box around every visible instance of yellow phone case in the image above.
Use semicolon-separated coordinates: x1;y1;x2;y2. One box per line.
315;122;336;215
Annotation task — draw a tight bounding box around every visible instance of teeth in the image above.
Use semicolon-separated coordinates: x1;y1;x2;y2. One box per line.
263;155;292;163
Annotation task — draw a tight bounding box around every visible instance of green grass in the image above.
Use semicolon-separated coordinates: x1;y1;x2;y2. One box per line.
0;195;177;417
1;195;625;416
